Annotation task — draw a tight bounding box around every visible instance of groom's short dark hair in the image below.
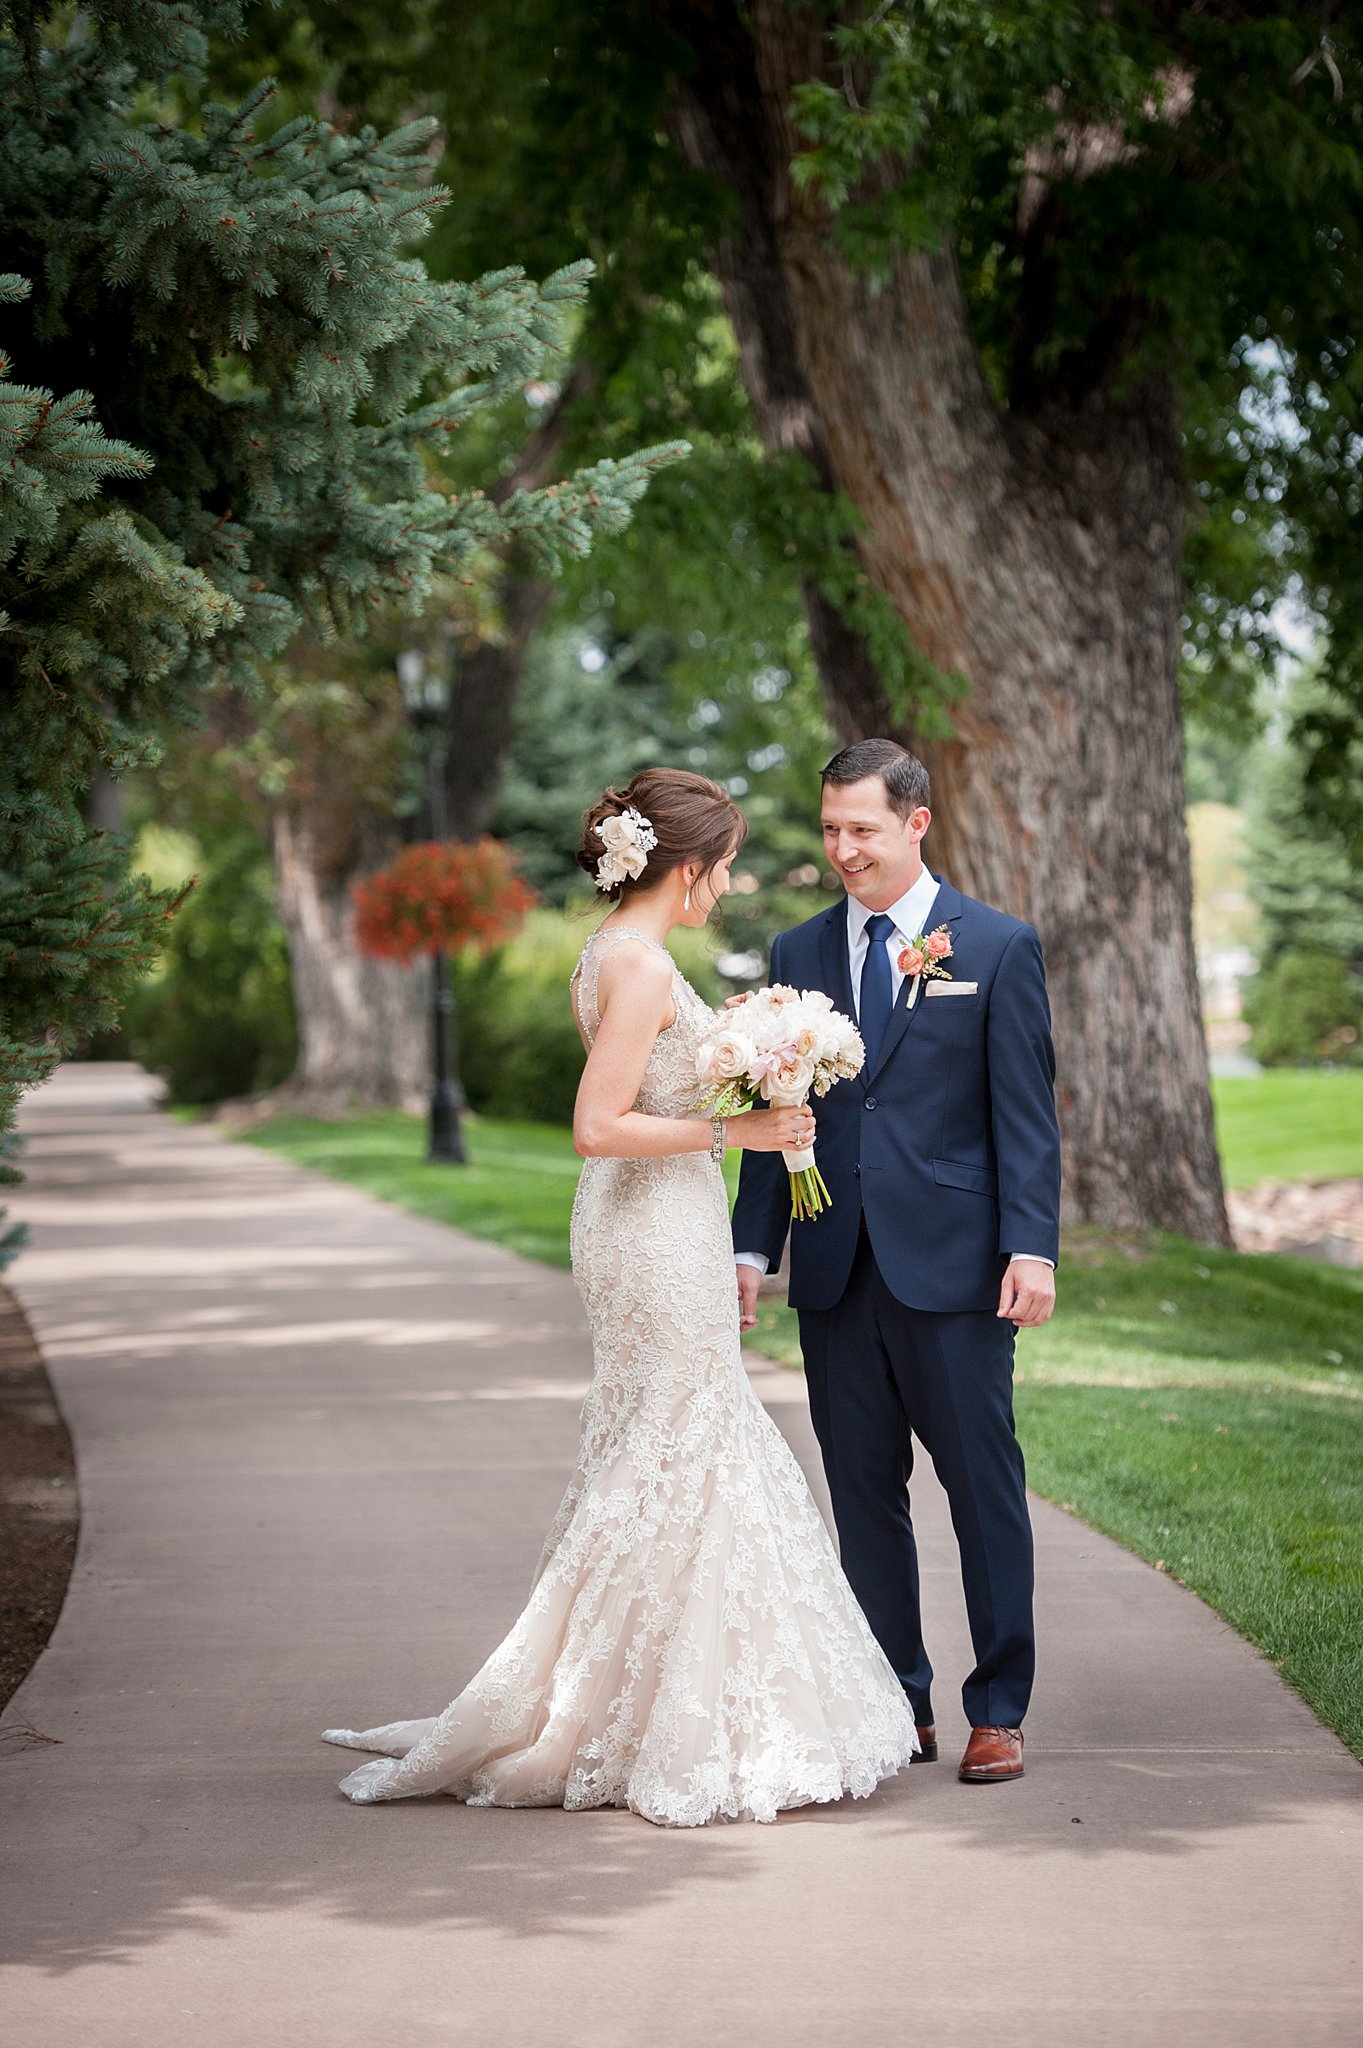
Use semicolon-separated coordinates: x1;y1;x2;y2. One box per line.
821;738;930;820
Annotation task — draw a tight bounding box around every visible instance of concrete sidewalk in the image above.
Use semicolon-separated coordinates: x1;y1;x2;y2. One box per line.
2;1062;1360;2048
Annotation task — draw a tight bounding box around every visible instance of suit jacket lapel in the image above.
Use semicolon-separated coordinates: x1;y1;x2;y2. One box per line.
817;898;855;1022
865;878;963;1084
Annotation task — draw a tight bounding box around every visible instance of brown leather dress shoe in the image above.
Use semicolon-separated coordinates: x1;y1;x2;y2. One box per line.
959;1726;1024;1782
912;1723;937;1763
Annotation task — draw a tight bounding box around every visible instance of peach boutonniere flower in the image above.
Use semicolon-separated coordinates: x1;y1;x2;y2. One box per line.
898;924;953;1008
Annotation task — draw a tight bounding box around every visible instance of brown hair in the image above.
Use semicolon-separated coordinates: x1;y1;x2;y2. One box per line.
821;737;930;818
576;768;748;902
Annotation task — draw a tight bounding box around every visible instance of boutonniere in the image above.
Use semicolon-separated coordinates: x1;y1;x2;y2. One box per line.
898;925;953;1009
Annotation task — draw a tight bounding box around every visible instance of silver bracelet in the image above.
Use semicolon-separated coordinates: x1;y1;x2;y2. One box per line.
710;1116;727;1164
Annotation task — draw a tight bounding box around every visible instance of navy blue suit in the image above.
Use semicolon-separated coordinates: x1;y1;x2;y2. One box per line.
731;881;1061;1729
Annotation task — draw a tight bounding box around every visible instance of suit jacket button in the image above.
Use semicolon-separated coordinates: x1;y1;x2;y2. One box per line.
853;1164;861;1176
865;1096;877;1111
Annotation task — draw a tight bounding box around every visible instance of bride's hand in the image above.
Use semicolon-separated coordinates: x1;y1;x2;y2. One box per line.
723;991;755;1009
732;1106;817;1153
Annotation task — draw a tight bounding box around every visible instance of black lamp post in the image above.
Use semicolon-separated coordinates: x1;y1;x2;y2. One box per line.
397;645;466;1165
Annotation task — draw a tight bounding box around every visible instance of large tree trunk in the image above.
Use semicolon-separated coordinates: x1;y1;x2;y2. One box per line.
271;807;428;1114
444;569;554;840
665;21;898;753
665;0;1229;1243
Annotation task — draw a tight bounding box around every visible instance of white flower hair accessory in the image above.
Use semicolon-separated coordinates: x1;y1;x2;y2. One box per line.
594;804;658;891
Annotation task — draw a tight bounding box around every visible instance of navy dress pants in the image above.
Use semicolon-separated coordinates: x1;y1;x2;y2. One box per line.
796;1231;1035;1729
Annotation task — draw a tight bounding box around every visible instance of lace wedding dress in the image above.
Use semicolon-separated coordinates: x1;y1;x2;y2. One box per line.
323;925;918;1826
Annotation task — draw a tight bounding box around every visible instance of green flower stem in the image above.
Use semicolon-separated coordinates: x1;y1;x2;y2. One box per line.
790;1162;833;1221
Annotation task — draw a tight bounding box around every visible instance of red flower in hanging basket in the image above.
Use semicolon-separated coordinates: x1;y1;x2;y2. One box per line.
352;838;537;966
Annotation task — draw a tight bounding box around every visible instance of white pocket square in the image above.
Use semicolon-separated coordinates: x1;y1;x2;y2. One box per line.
924;979;978;996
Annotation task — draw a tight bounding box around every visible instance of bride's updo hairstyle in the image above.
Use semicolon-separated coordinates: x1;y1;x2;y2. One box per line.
577;768;747;903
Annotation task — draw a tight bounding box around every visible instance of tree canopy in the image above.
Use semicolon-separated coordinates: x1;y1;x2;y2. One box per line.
211;1;1363;893
781;3;1362;813
0;0;683;1254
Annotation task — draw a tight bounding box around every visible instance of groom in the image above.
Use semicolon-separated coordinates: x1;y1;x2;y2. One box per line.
731;739;1061;1784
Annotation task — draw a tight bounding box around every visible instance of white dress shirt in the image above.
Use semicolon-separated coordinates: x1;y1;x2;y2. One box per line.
845;867;942;1014
735;871;1054;1275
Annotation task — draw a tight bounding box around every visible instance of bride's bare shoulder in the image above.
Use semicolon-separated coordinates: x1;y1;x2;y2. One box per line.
594;938;676;1028
596;937;673;992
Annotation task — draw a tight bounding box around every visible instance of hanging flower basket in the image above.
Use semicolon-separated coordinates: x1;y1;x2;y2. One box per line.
352;838;537;965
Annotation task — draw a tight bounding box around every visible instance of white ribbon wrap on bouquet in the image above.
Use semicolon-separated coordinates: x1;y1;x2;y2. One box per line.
766;1084;816;1174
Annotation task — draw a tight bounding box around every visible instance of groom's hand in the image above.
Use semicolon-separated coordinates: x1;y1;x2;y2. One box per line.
998;1258;1056;1327
736;1263;762;1332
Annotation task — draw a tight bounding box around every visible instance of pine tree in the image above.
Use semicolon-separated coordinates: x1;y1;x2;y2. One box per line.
0;0;683;1253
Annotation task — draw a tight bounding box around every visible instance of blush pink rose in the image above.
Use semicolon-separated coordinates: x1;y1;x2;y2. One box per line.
925;929;953;961
761;1051;817;1102
898;945;926;978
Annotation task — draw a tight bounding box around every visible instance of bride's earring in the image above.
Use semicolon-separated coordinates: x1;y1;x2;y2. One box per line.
684;885;692;912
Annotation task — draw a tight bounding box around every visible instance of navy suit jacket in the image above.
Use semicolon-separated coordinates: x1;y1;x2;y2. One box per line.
730;882;1062;1314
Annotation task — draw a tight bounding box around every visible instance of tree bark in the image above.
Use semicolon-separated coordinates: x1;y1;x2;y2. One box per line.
665;16;901;752
664;0;1229;1243
271;805;429;1114
444;570;555;840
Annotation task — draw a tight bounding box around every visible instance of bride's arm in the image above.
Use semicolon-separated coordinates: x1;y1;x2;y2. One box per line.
572;947;813;1161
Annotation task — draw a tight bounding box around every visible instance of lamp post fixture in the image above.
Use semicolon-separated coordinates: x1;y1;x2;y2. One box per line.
397;645;466;1165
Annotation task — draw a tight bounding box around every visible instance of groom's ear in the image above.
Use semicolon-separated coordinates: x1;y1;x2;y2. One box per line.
907;805;931;844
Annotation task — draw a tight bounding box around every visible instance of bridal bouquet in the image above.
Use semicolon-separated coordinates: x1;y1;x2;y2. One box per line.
695;986;865;1221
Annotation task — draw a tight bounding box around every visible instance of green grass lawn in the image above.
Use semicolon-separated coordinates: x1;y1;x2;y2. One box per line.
748;1236;1363;1759
1211;1068;1363;1187
239;1110;587;1269
241;1100;1363;1761
240;1108;747;1268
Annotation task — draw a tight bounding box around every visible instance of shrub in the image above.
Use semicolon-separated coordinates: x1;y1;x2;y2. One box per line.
122;835;298;1104
1243;949;1362;1069
451;908;725;1124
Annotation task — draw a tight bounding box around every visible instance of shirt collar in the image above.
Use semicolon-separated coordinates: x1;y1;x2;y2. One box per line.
846;867;941;943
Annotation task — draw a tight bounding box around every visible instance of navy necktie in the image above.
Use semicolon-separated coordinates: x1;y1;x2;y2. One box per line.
858;912;894;1066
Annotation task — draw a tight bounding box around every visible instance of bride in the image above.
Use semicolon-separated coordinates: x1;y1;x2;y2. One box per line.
323;767;918;1825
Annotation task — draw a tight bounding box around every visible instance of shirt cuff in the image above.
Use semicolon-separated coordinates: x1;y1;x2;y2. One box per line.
734;1252;770;1275
1007;1253;1055;1268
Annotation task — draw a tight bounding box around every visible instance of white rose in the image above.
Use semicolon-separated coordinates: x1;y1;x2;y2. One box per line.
598;814;636;853
617;843;648;879
709;1029;753;1081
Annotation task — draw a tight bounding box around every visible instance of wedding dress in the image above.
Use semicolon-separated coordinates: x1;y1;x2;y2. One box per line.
323;925;918;1826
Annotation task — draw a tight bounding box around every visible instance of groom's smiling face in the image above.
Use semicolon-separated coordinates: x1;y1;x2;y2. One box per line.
820;775;930;911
